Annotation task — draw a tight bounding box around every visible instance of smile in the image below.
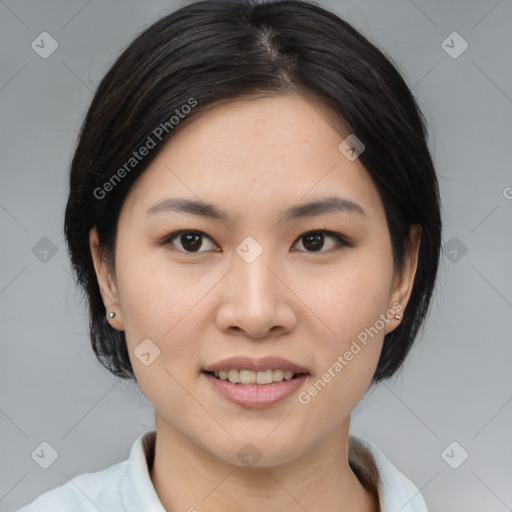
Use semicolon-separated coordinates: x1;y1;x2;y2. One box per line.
203;369;308;385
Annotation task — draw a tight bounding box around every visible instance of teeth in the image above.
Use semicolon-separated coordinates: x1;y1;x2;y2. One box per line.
256;370;273;384
212;369;300;385
227;369;240;383
240;370;256;384
273;369;284;382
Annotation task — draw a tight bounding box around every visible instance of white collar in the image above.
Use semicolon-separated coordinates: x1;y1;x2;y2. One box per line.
122;430;428;512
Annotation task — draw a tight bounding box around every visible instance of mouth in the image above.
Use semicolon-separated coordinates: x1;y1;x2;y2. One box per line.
201;368;310;407
201;369;310;386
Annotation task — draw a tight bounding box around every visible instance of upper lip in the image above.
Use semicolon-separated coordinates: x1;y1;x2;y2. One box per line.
202;356;309;373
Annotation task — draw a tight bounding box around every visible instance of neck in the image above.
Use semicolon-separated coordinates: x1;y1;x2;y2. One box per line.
149;415;379;512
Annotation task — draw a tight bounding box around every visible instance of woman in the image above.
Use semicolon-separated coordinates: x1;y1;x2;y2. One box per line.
17;0;442;510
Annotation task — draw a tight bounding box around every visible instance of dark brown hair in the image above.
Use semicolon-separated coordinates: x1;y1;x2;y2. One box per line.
64;0;442;384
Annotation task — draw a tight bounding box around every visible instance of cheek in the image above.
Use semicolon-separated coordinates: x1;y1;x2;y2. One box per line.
115;248;204;333
114;251;204;409
293;261;389;425
292;248;393;401
112;250;192;378
295;248;393;343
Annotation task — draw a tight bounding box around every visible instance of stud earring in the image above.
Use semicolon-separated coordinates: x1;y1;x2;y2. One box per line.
394;314;400;319
107;312;116;319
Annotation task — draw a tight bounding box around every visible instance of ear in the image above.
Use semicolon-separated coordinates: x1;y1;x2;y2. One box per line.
384;224;422;334
89;226;124;331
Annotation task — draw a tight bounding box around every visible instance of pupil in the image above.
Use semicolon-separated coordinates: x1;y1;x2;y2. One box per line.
304;231;324;252
182;232;201;252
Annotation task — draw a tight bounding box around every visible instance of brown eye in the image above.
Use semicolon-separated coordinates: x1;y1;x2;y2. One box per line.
161;229;350;255
164;230;218;253
294;230;349;253
179;232;202;252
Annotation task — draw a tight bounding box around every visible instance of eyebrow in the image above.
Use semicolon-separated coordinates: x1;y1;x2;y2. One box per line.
144;195;366;222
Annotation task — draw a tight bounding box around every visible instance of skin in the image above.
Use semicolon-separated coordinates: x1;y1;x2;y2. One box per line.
90;92;421;512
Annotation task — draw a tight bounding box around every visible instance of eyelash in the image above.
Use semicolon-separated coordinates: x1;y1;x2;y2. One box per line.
159;229;354;255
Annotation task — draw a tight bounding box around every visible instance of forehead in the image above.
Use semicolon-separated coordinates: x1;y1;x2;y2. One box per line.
121;93;384;225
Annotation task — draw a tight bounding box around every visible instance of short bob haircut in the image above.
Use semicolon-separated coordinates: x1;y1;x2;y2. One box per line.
64;0;442;384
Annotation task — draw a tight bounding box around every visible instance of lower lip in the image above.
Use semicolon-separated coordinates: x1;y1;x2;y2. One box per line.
201;372;309;408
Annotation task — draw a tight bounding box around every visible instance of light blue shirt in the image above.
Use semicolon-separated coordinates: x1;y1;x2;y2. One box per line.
17;430;428;511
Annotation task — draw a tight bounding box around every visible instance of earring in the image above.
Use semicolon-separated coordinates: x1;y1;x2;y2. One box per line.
107;312;116;319
394;314;400;319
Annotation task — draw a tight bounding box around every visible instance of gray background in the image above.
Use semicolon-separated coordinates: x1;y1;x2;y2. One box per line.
1;0;511;511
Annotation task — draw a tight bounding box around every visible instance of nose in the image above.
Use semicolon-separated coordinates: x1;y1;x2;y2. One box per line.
215;247;298;339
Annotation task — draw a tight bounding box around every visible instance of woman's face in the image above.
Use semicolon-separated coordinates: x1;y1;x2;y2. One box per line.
91;93;420;467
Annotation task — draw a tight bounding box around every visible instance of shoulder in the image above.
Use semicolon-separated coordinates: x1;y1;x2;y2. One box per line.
16;430;160;512
348;434;429;512
15;459;128;511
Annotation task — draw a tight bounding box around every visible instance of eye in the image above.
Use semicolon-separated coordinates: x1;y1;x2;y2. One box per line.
161;229;352;254
162;230;218;253
292;230;350;253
